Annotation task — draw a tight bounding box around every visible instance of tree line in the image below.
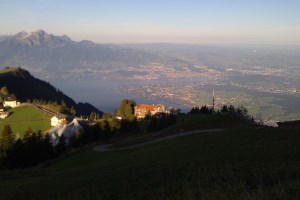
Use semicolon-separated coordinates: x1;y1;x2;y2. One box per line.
0;125;66;168
0;98;180;169
190;104;262;126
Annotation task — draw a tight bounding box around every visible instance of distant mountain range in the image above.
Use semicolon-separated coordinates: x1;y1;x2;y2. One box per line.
0;30;187;79
1;30;74;48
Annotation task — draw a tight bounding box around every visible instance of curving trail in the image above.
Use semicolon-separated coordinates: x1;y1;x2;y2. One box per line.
93;129;225;152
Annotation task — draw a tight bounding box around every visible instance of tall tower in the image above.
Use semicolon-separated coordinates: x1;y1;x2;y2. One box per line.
212;89;215;113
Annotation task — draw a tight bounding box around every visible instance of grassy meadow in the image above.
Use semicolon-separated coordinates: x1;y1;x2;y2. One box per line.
0;126;299;199
0;105;51;138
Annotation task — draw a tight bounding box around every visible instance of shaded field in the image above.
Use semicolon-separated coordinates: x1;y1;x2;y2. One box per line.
0;105;51;137
112;113;245;148
0;127;299;200
169;113;246;131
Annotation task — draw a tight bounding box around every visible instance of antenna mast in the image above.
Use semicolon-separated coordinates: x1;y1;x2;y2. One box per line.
212;89;215;113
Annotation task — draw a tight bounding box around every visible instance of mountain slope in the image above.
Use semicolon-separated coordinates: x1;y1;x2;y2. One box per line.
0;127;299;199
0;67;102;116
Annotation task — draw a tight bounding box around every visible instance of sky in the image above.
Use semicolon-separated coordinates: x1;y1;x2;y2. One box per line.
0;0;300;44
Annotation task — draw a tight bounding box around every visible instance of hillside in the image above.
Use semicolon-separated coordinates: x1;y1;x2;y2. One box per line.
0;125;299;199
0;67;102;116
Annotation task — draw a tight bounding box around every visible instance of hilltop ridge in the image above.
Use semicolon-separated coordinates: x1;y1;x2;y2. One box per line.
0;67;102;116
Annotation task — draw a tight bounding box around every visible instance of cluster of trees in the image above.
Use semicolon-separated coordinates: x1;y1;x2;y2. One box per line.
147;113;177;132
30;99;76;115
0;125;66;168
0;120;120;168
58;100;76;115
87;99;139;134
190;105;213;114
218;104;262;125
190;104;249;115
69;121;116;148
219;104;249;116
220;104;236;113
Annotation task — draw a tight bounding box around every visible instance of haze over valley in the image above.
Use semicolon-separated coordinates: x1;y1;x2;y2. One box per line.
1;30;300;124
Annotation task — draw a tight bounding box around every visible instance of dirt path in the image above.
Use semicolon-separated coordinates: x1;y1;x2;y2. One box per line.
93;129;225;152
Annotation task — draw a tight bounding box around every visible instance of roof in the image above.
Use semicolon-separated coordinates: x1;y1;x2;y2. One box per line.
4;94;16;101
135;104;163;111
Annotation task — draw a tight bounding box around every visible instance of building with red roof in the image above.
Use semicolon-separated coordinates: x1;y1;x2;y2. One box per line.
134;104;165;119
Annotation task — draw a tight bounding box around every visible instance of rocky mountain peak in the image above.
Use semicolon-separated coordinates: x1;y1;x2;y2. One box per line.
3;30;74;48
16;31;28;38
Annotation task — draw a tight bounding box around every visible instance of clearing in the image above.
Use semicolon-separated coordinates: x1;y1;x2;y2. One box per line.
0;104;51;137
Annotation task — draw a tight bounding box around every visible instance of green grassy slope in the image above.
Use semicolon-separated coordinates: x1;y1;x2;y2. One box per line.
0;105;51;137
0;128;299;200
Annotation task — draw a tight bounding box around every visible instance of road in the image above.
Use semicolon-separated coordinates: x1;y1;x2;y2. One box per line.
93;129;225;152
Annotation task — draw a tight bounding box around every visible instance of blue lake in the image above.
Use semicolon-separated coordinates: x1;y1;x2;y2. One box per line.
50;79;188;113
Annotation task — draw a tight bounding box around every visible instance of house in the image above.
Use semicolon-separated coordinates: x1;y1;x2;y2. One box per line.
51;115;66;126
3;94;18;108
115;116;123;120
0;111;8;119
134;104;165;119
0;103;8;119
0;103;4;112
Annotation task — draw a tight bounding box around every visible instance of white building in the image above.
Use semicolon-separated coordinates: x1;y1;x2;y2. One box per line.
51;115;65;126
3;94;17;108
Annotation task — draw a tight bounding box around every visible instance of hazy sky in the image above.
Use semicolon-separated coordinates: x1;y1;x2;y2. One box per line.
1;0;300;44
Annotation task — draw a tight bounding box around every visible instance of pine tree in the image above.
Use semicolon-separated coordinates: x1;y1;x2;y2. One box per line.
42;133;54;160
6;138;24;168
0;124;15;157
221;105;229;113
102;120;111;141
148;116;159;132
119;99;136;119
69;129;82;148
0;86;9;96
70;106;76;115
55;134;67;156
102;112;111;120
